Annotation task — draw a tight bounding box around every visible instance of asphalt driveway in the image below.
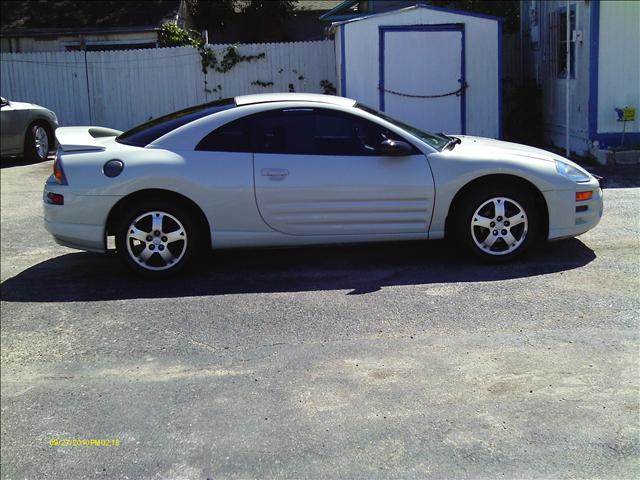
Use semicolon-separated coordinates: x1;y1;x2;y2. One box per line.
1;158;639;479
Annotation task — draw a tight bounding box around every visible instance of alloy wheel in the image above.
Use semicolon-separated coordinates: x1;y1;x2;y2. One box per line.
33;125;49;159
125;211;188;271
470;197;528;256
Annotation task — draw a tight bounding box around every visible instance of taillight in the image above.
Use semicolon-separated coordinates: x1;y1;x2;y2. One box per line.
46;192;64;205
53;155;68;185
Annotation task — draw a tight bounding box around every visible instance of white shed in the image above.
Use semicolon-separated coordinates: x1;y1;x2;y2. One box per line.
333;4;503;139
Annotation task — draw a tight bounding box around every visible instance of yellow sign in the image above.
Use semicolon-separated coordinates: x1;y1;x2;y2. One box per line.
622;107;636;122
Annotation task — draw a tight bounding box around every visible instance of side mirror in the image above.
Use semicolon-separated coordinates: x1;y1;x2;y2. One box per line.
379;138;413;156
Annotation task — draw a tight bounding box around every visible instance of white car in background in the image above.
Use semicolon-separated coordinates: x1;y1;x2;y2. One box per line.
1;96;58;161
43;93;603;277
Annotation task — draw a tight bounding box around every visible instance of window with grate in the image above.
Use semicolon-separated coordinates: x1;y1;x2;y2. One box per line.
556;5;576;78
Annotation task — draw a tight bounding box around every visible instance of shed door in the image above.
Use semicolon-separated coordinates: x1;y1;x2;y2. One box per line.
381;26;464;135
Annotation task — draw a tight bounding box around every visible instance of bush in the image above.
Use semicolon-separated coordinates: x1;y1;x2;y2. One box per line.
158;23;201;48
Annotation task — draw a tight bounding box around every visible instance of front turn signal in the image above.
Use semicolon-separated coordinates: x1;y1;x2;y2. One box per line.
576;191;593;202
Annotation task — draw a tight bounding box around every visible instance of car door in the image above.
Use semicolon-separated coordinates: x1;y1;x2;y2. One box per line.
0;98;23;154
252;107;435;236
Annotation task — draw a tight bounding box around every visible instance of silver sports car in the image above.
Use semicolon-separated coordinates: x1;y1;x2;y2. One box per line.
1;96;58;161
43;93;603;277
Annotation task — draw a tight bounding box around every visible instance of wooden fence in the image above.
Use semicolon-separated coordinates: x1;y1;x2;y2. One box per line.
0;41;337;130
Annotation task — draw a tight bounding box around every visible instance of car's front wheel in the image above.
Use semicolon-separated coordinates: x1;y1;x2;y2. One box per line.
115;201;200;277
456;185;540;262
24;123;51;162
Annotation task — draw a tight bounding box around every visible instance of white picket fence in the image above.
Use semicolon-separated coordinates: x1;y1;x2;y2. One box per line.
0;41;336;131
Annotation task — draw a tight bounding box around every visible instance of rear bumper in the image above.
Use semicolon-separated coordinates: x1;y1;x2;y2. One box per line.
44;218;105;252
43;180;121;253
545;178;603;241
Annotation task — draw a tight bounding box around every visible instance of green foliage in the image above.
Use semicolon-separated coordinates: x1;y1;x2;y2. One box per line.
201;44;265;75
217;46;265;73
158;22;201;48
251;80;275;88
201;45;266;94
320;80;336;95
428;0;520;33
159;23;267;94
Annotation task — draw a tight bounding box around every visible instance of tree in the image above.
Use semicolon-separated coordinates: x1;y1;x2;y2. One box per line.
429;0;519;33
187;0;299;43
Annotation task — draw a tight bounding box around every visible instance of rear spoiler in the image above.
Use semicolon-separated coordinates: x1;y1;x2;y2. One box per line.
55;126;123;152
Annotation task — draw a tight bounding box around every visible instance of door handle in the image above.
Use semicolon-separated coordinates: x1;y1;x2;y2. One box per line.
261;168;289;177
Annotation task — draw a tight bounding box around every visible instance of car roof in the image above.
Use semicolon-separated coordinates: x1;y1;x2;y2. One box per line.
235;92;356;108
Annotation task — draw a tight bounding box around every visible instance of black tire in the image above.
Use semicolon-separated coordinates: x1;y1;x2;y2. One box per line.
24;122;51;162
455;184;540;263
115;199;201;277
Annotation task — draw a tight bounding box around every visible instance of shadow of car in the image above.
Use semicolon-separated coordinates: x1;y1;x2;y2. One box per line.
0;238;596;303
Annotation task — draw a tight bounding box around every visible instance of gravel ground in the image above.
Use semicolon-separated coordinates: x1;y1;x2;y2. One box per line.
1;158;639;479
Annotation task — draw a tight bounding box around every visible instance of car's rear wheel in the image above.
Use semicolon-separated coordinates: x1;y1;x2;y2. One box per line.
456;185;539;262
25;123;51;162
115;200;199;277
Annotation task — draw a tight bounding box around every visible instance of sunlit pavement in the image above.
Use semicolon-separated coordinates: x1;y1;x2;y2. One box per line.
1;158;638;479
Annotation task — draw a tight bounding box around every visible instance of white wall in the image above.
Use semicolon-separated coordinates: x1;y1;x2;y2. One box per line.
337;6;500;138
521;0;595;154
597;0;640;135
521;0;639;153
0;41;336;130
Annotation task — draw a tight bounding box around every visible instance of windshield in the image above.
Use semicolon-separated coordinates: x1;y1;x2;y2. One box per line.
355;103;451;151
117;98;235;147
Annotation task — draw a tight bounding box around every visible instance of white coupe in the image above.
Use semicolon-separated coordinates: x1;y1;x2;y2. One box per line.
43;93;603;276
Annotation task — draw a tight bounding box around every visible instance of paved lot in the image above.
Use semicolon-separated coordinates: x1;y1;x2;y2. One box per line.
1;158;639;479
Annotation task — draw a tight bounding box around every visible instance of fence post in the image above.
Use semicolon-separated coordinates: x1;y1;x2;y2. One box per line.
84;49;93;124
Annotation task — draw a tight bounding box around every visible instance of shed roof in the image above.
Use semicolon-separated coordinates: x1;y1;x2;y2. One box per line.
330;3;503;27
0;0;181;36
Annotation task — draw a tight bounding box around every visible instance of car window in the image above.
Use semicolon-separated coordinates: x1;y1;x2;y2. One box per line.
196;117;252;152
196;107;420;155
355;103;450;151
313;109;410;155
117;98;235;147
252;109;314;154
250;108;416;156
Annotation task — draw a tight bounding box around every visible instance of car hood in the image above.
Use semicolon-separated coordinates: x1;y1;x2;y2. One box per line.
451;135;560;163
7;100;47;111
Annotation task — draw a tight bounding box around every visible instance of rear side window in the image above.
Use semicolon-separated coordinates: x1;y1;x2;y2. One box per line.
195;117;253;152
117;98;235;147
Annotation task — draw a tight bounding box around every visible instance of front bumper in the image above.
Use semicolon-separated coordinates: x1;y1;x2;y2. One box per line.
545;177;604;241
43;178;121;253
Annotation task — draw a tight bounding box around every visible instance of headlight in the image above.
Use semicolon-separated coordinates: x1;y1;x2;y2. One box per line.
555;159;591;182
